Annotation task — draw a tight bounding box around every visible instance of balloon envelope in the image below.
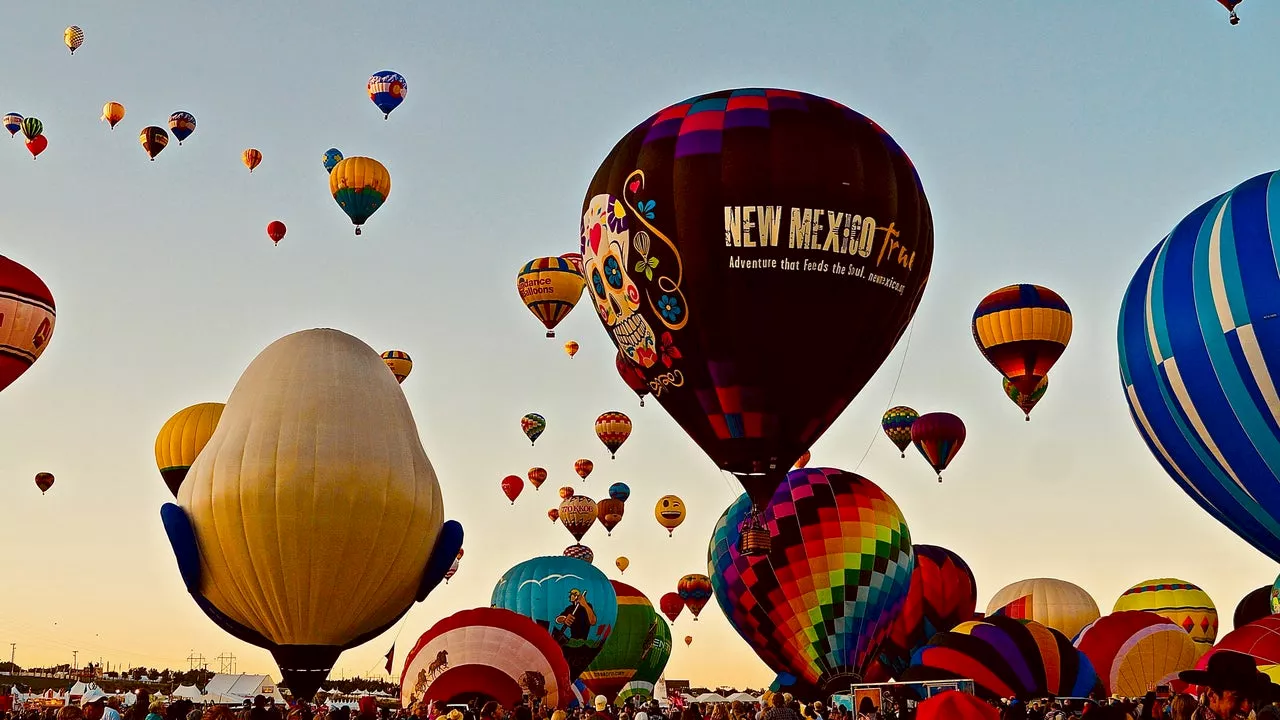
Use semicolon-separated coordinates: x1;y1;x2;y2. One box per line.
1113;579;1217;658
709;467;915;691
1073;611;1197;698
581;581;669;703
491;556;618;681
1117;169;1280;564
165;329;462;700
987;578;1100;641
0;256;56;393
154;402;225;497
399;607;571;710
581;88;932;506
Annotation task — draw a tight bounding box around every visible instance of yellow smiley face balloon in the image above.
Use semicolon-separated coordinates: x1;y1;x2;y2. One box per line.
655;495;686;536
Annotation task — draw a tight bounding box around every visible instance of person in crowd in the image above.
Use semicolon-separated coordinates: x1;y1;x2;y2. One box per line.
1169;694;1198;720
145;701;164;720
1179;650;1277;720
58;707;84;720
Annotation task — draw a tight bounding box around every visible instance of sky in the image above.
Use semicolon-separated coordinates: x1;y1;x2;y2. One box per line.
0;0;1278;692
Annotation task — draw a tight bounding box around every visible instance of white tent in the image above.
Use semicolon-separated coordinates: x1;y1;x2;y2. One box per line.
202;675;284;705
726;693;757;704
693;693;728;704
122;693;138;708
172;685;204;702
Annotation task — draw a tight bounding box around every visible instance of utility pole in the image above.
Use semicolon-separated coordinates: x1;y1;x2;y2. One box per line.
215;653;237;675
9;643;15;674
72;650;78;673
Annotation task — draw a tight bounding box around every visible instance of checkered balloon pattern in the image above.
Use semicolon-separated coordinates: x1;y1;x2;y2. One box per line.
707;467;914;692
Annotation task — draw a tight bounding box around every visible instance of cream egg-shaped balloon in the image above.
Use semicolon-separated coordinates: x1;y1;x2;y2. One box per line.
161;328;463;701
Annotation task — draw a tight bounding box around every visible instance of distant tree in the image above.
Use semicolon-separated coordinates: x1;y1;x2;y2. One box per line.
0;661;21;673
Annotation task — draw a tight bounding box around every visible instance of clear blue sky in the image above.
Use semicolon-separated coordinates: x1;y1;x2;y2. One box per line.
0;0;1276;690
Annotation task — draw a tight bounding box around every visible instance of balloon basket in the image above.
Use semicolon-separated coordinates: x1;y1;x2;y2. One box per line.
739;521;772;556
546;330;555;338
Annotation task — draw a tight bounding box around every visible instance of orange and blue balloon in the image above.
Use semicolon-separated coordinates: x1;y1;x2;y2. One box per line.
168;112;196;145
972;284;1072;399
323;148;343;174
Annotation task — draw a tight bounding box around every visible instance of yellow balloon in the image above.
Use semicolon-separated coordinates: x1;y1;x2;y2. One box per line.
1113;579;1218;658
155;402;225;498
242;148;263;172
516;257;585;338
564;340;580;358
64;26;84;54
986;577;1100;641
101;102;125;129
329;157;391;235
380;350;413;383
174;329;457;697
655;495;686;536
615;556;629;574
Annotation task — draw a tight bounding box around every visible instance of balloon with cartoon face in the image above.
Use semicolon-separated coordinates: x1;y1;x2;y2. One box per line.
655;495;685;536
581;88;932;512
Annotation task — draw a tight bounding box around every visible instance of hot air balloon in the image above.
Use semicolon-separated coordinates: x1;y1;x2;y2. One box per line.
561;252;584;275
159;329;463;701
139;126;168;161
266;221;287;246
368;71;407;119
528;467;548;491
25;135;47;159
20;118;42;141
64;26;84;54
597;498;625;535
101;102;125;130
399;607;571;709
1196;615;1280;672
380;350;412;383
565;544;594;564
575;459;594;480
903;616;1101;702
615;557;629;574
615;352;650;408
659;593;684;623
1236;586;1272;630
329;157;390;236
501;475;524;505
793;451;811;469
323;148;343;174
34;472;54;495
565;341;580;359
581;582;666;704
491;555;619;680
608;483;630;503
677;575;712;621
873;544;978;678
1073;611;1198;698
242;148;262;172
881;406;919;458
522;413;547;445
154;403;225;497
987;578;1100;641
910;411;966;481
708;467;915;691
559;486;575;500
595;412;631;459
614;610;672;706
1114;579;1218;658
3;114;21;137
0;256;56;393
1003;376;1048;421
168;112;196;145
684;636;692;647
1118;169;1280;566
548;508;560;523
1219;0;1242;24
654;496;685;536
443;548;463;583
973;284;1072;400
517;256;585;338
582;89;932;552
559;495;598;542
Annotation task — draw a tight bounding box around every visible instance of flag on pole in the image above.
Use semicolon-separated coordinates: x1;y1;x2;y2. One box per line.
384;645;395;675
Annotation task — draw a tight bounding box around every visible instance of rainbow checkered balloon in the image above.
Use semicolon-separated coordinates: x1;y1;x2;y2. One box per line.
708;467;914;692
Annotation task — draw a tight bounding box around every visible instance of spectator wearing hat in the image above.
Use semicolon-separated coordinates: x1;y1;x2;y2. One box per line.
1178;650;1276;719
590;697;612;720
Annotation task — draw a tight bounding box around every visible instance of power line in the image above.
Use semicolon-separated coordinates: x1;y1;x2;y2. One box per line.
855;318;916;473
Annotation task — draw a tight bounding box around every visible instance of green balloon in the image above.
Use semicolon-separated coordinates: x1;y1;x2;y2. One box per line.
581;581;672;704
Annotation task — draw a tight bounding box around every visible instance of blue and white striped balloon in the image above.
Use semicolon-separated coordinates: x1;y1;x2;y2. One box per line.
1119;169;1280;562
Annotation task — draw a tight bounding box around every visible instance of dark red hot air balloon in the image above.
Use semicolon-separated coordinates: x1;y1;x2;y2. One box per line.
267;221;287;245
501;474;524;505
910;412;966;481
25;135;47;159
580;89;932;552
34;472;54;494
660;592;685;623
616;351;650;407
0;255;57;393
